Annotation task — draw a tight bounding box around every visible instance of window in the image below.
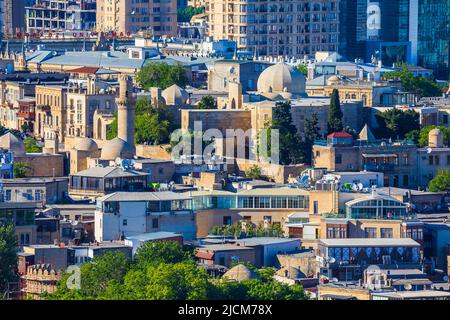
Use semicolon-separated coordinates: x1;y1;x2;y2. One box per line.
35;190;43;201
122;219;127;226
152;218;158;229
335;154;342;164
4;190;11;201
313;201;319;215
381;228;393;238
403;175;409;187
364;227;377;238
223;216;232;225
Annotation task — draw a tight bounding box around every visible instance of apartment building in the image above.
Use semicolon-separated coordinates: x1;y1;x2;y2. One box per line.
206;0;340;57
96;0;177;36
26;0;97;33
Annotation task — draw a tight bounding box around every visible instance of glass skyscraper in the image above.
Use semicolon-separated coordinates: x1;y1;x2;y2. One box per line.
416;0;450;79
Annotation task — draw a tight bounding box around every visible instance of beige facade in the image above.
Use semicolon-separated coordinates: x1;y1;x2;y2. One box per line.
66;86;116;139
206;0;339;57
96;0;177;36
306;79;398;108
35;86;68;142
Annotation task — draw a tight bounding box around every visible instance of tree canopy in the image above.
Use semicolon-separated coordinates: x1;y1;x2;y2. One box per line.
382;65;443;97
296;64;308;76
406;125;450;147
327;89;343;134
136;62;189;91
374;108;420;140
0;223;17;293
14;162;31;178
107;97;175;145
428;169;450;193
195;95;217;110
24;138;42;153
177;6;205;23
268;101;304;165
45;241;308;301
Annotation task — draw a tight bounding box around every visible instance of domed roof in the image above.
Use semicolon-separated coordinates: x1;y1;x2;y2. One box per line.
327;75;341;85
0;132;26;155
223;264;258;282
257;63;306;96
162;84;189;105
276;266;303;279
74;137;98;152
100;137;134;160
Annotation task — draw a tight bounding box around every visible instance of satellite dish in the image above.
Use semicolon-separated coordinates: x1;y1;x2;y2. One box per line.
331;277;339;283
427;147;432;154
404;283;413;291
357;183;364;191
328;257;336;264
351;183;359;192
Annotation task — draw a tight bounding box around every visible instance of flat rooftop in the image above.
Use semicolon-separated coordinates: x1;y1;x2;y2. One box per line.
99;191;191;202
126;232;182;242
372;290;450;299
234;237;300;246
319;238;420;247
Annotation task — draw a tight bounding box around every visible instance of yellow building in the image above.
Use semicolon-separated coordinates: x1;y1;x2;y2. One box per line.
206;0;339;57
96;0;177;36
34;85;68;143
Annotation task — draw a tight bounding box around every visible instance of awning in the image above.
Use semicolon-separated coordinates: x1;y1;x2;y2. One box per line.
362;153;398;158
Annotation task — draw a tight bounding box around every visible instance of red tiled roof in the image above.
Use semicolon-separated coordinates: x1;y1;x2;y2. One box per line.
195;251;215;260
327;131;352;138
68;66;99;74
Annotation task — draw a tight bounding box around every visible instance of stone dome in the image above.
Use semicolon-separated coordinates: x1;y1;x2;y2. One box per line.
429;128;444;148
74;137;98;152
223;264;258;282
276;266;302;279
100;137;135;160
327;75;340;85
162;84;189;105
257;63;306;96
0;132;26;155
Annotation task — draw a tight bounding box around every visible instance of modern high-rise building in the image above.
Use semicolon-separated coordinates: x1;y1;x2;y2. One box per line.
25;0;97;33
339;0;449;79
412;0;450;79
206;0;340;58
3;0;27;36
96;0;177;36
339;0;412;67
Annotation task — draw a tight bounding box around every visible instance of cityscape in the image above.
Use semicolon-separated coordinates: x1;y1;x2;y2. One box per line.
0;0;449;306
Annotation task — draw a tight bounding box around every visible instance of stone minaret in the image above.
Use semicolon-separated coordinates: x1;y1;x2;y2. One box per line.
116;75;135;149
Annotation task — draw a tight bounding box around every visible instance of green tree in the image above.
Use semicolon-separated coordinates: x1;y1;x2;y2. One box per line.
14;162;31;178
177;6;205;23
267;101;304;165
107;98;174;144
242;279;308;300
302;113;321;165
296;63;308;76
137;62;189;91
24;137;42;153
375;108;420;140
48;251;130;300
428;169;450;192
382;65;442;97
134;240;189;268
0;223;17;293
245;165;264;180
195;95;217;110
122;262;212;300
407;126;450;147
327;89;343;134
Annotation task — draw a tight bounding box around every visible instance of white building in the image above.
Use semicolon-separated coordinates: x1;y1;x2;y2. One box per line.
95;192;195;242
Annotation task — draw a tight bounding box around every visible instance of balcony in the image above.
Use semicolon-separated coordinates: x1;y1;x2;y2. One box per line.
363;164;396;172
